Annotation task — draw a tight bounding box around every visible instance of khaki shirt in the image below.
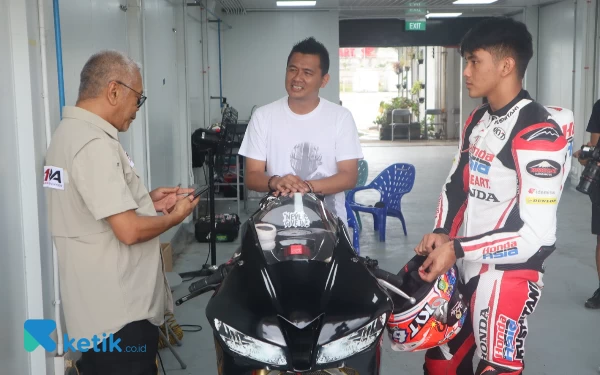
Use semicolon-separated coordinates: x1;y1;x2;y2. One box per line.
45;106;172;341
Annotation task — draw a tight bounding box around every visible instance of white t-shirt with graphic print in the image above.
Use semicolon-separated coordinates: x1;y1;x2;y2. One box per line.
239;96;364;226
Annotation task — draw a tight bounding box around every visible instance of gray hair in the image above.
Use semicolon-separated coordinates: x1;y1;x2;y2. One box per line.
77;50;141;101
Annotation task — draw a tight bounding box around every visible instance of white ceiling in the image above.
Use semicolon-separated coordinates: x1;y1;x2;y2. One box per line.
216;0;563;17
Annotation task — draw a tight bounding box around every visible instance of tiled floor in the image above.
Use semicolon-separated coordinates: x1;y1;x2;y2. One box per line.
161;144;600;375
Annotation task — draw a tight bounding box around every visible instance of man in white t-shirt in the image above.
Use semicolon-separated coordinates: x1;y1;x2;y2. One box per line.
239;37;363;226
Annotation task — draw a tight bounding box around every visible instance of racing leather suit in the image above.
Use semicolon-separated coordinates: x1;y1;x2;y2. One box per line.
424;90;573;375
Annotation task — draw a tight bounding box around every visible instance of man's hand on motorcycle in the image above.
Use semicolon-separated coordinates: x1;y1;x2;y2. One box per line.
418;240;456;283
271;174;310;196
415;233;450;256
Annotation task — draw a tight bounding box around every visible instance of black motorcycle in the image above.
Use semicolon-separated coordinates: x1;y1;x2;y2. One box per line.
176;193;414;375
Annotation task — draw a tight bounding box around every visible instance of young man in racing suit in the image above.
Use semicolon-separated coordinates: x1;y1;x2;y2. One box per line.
415;17;573;375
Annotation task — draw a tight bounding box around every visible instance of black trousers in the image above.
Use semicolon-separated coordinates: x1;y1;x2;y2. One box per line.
81;320;158;375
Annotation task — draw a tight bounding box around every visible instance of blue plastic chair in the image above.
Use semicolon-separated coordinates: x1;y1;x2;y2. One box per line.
345;200;360;254
345;159;369;230
346;163;416;241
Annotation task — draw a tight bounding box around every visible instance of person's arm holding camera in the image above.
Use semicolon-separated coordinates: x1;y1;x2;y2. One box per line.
575;100;600;165
574;134;600;165
578;99;600;309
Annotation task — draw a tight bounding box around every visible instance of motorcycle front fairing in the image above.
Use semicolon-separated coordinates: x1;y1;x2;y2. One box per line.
205;194;394;374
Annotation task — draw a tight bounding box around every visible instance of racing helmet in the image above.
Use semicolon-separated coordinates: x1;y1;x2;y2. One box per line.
386;255;469;352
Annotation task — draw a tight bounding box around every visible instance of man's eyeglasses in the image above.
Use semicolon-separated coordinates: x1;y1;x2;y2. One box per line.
115;81;147;108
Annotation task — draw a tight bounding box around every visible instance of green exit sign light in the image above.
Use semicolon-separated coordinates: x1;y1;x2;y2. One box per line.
405;20;426;31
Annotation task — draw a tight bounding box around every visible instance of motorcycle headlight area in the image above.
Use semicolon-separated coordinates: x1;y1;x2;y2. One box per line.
316;313;387;364
214;319;287;366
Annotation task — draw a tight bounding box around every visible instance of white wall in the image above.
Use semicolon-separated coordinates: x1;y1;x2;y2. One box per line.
222;11;340;120
523;8;539;99
23;0;63;373
185;6;206;131
143;0;181;189
537;1;575;109
0;4;32;374
142;0;195;240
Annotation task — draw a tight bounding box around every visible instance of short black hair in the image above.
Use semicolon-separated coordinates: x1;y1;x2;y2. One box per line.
287;37;330;76
460;17;533;79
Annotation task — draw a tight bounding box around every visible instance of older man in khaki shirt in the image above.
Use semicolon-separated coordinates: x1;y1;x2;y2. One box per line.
45;50;199;375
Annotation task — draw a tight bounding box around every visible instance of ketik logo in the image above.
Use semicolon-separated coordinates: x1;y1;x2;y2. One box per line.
24;320;57;352
23;319;133;353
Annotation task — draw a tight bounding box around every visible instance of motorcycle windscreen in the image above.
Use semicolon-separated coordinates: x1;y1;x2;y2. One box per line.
251;193;338;265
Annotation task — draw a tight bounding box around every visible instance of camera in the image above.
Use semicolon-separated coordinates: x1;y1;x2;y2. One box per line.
576;145;600;196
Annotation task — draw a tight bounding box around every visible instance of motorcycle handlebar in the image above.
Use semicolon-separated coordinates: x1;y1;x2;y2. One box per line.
176;262;236;306
370;268;405;290
358;256;404;288
188;262;235;293
175;285;217;306
359;256;416;304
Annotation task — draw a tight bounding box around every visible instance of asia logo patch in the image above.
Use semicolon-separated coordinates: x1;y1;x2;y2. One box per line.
494;314;519;361
525;159;561;178
482;240;518;260
43;166;65;190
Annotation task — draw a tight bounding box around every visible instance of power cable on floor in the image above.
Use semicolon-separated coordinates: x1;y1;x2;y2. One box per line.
179;324;203;333
157;351;167;375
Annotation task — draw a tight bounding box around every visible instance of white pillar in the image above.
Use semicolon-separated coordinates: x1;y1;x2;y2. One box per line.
123;0;150;187
571;0;598;182
523;6;539;100
5;0;46;373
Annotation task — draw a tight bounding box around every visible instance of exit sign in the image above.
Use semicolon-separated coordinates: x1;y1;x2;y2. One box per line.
405;20;426;31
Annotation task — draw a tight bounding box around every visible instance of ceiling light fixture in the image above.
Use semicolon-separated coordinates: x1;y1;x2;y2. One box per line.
276;1;317;6
453;0;497;4
425;12;462;18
